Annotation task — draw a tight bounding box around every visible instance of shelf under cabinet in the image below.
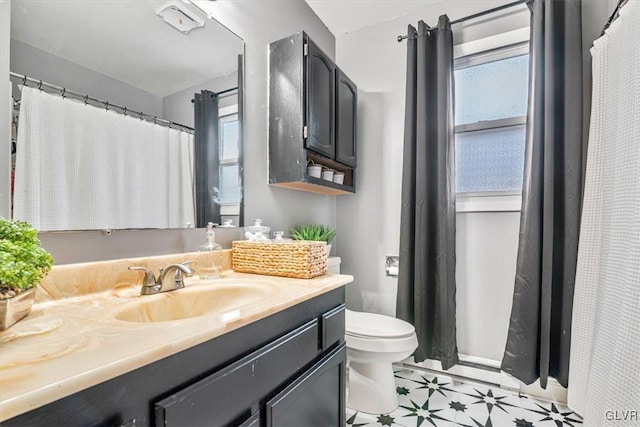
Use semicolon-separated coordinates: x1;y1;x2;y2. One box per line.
271;175;355;196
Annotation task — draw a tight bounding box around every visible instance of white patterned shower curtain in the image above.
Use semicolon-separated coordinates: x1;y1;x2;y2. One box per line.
14;87;195;231
568;1;640;425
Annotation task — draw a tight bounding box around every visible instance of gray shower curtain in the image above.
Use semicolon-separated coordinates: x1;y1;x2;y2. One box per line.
502;0;583;389
397;17;458;370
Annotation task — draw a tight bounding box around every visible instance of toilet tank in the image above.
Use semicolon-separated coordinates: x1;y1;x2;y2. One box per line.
327;257;341;274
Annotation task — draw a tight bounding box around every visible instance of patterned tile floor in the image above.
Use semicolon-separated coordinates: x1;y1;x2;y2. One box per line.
346;367;582;427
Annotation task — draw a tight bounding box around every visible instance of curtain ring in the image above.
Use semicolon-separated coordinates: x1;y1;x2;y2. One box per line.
84;95;89;105
22;75;27;85
139;111;143;120
153;116;157;125
61;88;66;99
123;107;127;116
38;80;43;90
105;101;109;111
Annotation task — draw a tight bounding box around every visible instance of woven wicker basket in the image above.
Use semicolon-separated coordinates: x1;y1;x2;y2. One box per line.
232;240;327;279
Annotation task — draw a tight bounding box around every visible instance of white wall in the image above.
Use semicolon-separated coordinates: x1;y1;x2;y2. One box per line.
10;40;163;116
335;1;529;363
456;211;520;361
336;91;390;311
193;1;337;235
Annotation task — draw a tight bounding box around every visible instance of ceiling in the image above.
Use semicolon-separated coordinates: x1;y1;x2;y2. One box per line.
305;0;446;36
10;0;243;97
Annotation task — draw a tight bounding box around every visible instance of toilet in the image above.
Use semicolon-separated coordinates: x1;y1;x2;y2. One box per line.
345;309;418;414
327;257;418;415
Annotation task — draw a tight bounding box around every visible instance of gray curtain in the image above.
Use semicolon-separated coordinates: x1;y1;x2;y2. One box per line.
397;17;458;370
502;0;583;389
194;90;220;227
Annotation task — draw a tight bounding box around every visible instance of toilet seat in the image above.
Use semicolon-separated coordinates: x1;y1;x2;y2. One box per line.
345;310;417;354
346;332;418;355
346;309;415;339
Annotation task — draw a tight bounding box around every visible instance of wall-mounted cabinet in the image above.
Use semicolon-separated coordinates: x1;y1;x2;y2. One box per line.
269;32;357;195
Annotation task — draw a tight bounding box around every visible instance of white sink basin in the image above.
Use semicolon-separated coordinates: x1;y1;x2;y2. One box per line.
115;281;274;323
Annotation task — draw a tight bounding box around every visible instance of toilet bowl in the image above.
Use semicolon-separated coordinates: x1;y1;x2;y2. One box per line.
345;309;418;415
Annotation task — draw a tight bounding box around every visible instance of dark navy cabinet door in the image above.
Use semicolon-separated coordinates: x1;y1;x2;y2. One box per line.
305;38;336;159
265;343;346;427
335;69;357;167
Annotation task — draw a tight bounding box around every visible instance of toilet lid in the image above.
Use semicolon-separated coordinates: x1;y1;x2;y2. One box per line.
345;310;415;339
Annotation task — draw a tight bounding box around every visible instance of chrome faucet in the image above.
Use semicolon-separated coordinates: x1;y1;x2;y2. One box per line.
129;261;195;295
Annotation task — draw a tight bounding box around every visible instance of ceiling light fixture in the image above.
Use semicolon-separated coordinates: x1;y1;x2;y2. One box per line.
156;1;205;34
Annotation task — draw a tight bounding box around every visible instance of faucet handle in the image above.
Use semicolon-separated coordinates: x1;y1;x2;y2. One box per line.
128;266;157;287
182;259;196;267
159;262;195;290
174;261;196;285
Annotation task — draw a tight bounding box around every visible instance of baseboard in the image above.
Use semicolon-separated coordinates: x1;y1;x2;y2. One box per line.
401;356;568;404
519;378;568;404
403;356;520;391
458;354;502;370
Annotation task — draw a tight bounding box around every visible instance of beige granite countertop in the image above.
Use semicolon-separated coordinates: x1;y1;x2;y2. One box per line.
0;251;352;421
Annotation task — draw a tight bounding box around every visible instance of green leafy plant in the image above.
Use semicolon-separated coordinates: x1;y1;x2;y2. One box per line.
0;218;53;299
289;225;336;244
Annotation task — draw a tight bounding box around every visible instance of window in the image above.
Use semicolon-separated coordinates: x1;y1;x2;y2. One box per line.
218;105;241;214
454;44;529;200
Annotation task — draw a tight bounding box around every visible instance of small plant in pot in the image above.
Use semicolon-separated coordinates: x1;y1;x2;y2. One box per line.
0;218;53;330
289;225;336;257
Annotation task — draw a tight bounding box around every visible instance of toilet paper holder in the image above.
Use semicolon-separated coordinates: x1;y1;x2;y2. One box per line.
385;256;399;277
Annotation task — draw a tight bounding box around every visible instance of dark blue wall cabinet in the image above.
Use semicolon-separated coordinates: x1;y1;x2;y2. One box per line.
269;32;358;195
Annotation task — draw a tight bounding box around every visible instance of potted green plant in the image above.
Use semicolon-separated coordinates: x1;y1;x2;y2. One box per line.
0;218;53;330
289;225;336;257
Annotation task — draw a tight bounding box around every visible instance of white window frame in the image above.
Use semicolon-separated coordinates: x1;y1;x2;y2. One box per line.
218;104;241;216
454;28;529;213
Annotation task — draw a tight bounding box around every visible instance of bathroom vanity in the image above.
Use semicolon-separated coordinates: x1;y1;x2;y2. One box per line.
0;252;352;427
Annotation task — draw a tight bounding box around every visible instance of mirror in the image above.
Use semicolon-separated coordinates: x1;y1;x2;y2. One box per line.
7;0;244;231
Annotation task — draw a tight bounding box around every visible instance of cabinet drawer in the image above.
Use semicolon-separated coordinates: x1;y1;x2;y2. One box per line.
154;319;319;427
321;304;345;351
238;411;260;427
266;343;346;427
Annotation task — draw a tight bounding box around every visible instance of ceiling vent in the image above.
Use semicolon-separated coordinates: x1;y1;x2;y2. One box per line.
156;1;205;34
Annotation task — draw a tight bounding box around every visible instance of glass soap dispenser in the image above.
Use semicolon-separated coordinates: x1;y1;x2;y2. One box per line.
199;222;222;280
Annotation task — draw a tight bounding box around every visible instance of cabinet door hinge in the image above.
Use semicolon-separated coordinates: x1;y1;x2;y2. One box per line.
303;126;308;139
303;42;309;57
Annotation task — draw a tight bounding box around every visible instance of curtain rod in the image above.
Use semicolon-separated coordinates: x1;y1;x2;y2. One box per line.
397;0;529;42
10;72;195;134
190;86;239;104
217;86;239;97
600;0;628;36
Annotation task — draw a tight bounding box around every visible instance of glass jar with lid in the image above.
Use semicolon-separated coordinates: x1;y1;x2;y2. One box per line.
244;219;271;242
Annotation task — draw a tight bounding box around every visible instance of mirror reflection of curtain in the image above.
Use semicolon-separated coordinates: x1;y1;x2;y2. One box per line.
14;87;195;231
193;90;220;228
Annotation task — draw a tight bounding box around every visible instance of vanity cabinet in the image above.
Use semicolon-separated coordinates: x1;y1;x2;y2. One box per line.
269;32;357;195
4;289;346;427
